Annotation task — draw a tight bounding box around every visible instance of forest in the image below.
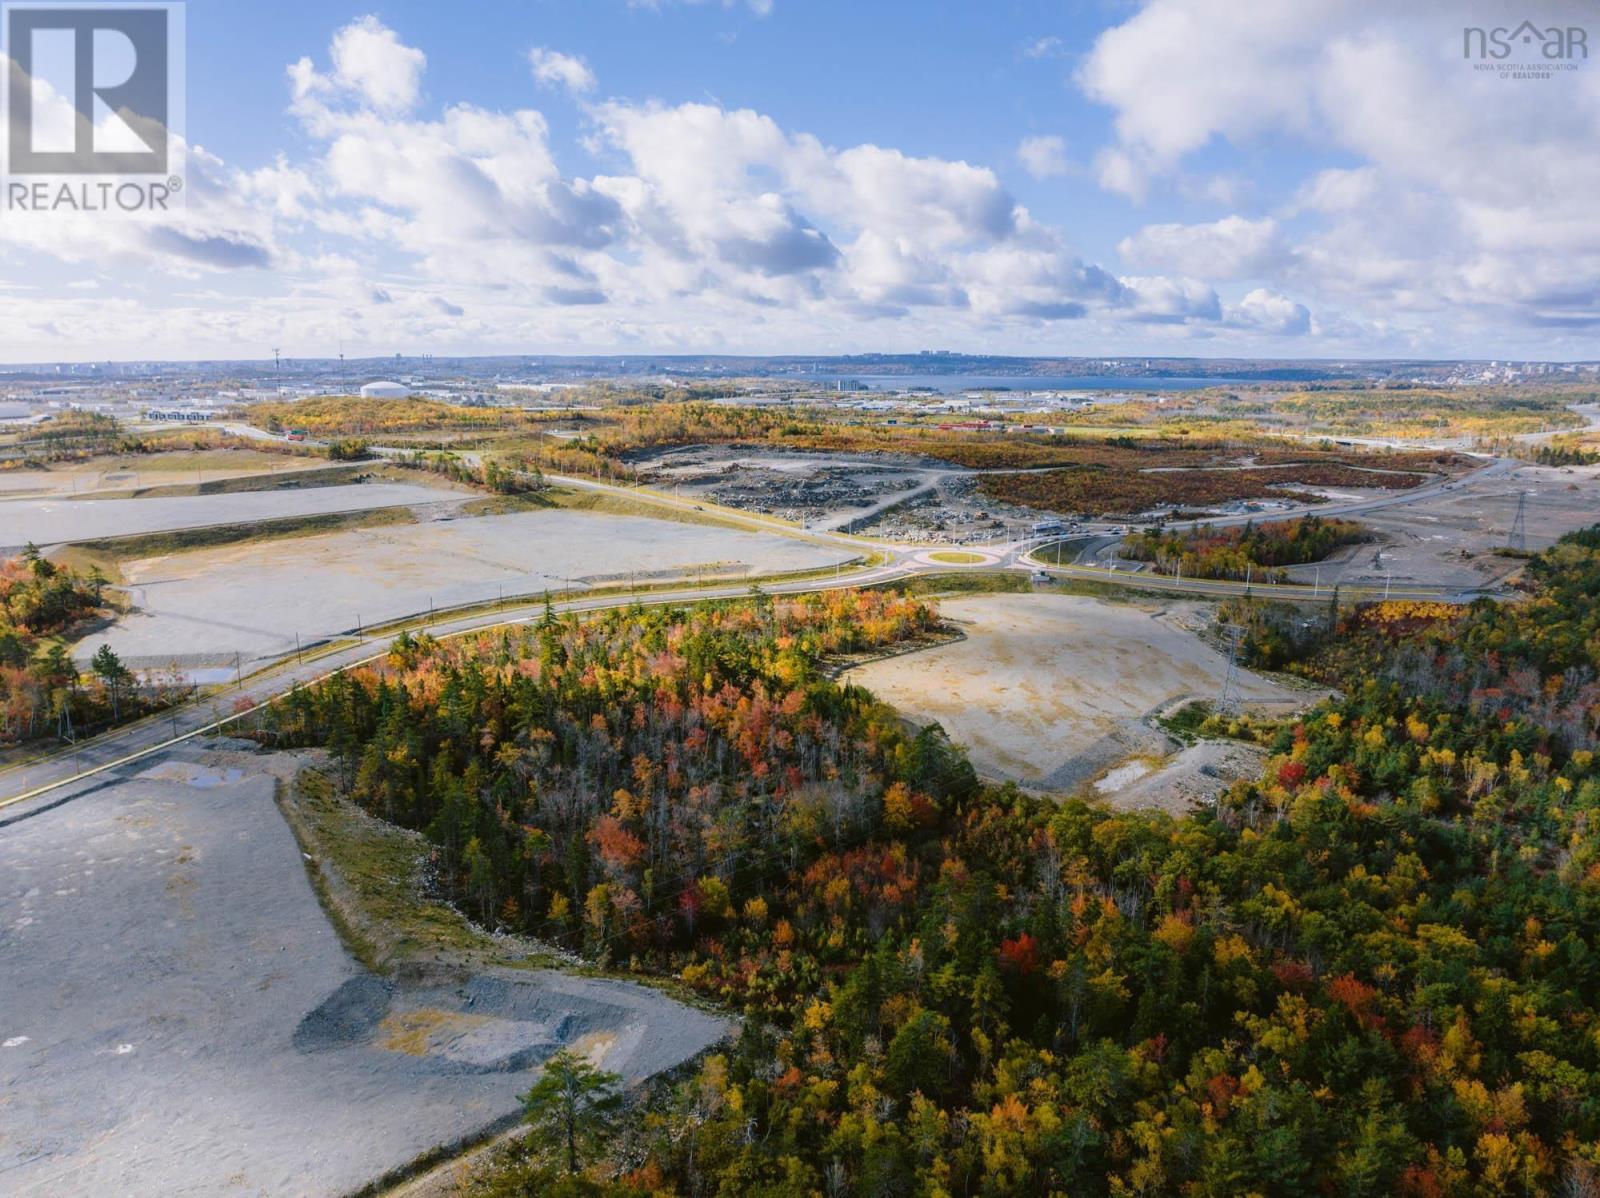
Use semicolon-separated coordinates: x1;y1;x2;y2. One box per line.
1123;516;1369;582
0;547;175;745
261;528;1600;1196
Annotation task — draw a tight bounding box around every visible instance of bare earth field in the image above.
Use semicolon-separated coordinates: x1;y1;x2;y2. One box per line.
79;508;854;669
0;483;467;550
0;452;332;499
1283;461;1600;591
0;749;727;1197
847;593;1314;797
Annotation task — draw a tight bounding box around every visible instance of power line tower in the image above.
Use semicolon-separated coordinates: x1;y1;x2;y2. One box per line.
1508;490;1528;553
1218;624;1246;714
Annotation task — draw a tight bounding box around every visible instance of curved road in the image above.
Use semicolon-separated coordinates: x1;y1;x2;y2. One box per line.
1;429;1513;812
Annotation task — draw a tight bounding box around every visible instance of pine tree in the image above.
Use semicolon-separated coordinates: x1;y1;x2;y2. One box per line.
520;1050;625;1175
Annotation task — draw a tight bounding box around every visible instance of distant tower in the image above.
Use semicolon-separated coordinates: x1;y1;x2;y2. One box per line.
1509;490;1528;553
1218;624;1246;714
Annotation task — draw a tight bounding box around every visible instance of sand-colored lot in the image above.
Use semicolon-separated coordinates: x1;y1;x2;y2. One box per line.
0;482;466;550
0;749;727;1196
847;593;1313;793
80;508;853;669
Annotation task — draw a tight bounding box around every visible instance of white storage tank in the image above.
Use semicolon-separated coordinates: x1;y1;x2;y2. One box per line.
359;381;412;399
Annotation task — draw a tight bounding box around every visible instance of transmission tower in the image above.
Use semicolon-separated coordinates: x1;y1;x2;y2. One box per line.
1508;490;1528;553
1218;624;1246;714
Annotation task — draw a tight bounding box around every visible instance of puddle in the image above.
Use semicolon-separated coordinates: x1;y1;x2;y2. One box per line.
135;762;247;789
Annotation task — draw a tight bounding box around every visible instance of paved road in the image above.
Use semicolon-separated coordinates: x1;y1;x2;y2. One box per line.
0;563;923;813
4;426;1513;812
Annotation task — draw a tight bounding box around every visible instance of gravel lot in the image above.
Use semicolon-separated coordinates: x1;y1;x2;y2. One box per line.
78;508;854;669
847;593;1312;791
1282;462;1600;591
0;483;466;550
0;752;728;1197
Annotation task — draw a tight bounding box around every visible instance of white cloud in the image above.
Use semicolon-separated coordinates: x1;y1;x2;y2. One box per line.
1079;0;1600;341
529;48;596;95
1229;288;1311;335
321;14;426;112
0;13;1330;360
1017;135;1068;180
1119;216;1284;279
1119;275;1222;322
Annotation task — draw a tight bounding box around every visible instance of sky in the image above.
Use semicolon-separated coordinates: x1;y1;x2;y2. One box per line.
2;0;1599;363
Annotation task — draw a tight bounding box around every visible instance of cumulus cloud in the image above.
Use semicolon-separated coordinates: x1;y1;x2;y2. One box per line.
1017;135;1068;180
290;14;426;113
529;48;596;95
0;12;1325;359
1228;288;1311;335
1079;0;1600;342
1118;216;1284;279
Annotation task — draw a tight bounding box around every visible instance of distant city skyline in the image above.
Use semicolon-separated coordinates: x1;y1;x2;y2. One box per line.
1;0;1597;362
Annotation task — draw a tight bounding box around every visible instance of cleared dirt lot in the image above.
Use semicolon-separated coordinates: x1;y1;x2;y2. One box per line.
846;593;1314;794
0;452;333;499
78;508;854;669
0;750;728;1197
1282;461;1600;591
0;482;466;550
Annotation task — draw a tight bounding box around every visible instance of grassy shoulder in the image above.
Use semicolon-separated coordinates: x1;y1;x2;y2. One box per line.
879;570;1033;597
278;767;561;974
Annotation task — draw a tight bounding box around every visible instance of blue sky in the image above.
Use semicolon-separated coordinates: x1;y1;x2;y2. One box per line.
196;1;1178;269
2;0;1598;362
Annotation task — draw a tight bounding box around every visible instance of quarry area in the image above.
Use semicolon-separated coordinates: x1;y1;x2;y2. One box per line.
0;746;729;1197
628;444;1052;542
846;593;1322;809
